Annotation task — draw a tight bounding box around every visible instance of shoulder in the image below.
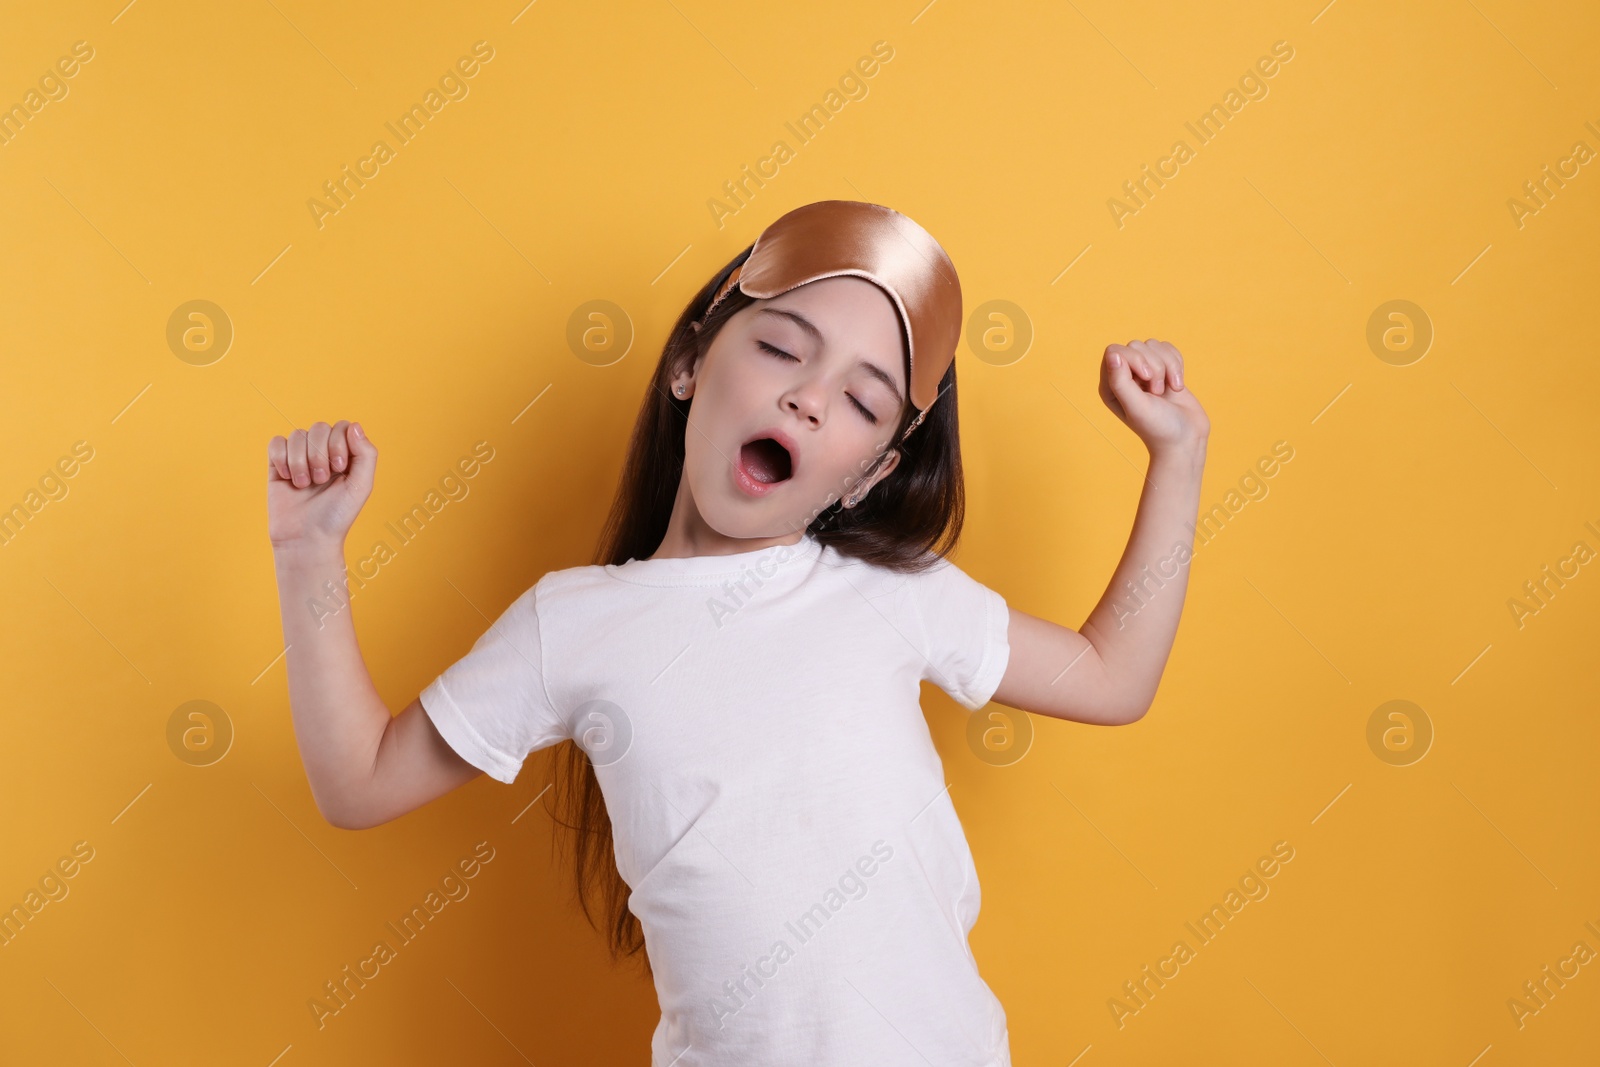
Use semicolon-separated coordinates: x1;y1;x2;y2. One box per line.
810;543;981;624
893;549;1006;620
464;564;612;632
527;561;614;607
813;542;926;599
823;542;970;583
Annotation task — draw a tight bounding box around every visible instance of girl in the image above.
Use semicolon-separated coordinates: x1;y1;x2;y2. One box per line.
268;200;1209;1066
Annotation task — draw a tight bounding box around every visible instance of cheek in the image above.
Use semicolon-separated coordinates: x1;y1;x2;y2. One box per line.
716;344;772;390
682;415;728;476
805;437;878;494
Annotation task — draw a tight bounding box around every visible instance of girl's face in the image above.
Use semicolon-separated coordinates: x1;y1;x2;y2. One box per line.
673;276;910;541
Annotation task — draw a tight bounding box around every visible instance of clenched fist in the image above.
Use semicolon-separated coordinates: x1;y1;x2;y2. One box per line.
1098;339;1210;456
267;420;376;549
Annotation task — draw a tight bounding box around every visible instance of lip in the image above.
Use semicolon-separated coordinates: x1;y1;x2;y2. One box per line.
733;427;800;498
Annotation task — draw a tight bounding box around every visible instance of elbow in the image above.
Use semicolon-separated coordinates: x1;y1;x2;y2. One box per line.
1115;700;1152;726
317;804;356;831
1087;652;1153;726
1106;674;1155;725
314;795;368;832
322;799;397;832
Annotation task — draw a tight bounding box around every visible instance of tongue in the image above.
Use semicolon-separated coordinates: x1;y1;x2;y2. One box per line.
741;439;790;484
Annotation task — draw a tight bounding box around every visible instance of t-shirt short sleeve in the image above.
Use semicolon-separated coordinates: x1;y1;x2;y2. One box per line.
419;576;569;784
910;556;1011;711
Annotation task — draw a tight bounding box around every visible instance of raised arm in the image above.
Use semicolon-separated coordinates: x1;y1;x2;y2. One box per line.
269;420;481;830
991;340;1209;726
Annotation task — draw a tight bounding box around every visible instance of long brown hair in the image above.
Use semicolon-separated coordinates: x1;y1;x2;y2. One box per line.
547;240;971;975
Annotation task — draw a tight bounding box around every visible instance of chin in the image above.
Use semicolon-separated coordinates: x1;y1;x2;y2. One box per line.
689;467;823;542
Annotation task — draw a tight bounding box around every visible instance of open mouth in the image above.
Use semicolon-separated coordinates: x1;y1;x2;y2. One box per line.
739;437;794;485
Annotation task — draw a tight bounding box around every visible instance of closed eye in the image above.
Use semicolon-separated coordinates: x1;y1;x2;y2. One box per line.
757;341;879;424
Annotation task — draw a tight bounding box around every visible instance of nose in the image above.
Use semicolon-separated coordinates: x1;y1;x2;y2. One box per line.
781;376;829;426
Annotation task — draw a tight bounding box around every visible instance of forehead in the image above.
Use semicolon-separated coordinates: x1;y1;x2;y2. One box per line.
756;277;907;383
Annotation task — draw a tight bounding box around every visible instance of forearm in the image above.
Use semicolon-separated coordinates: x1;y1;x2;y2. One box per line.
1080;442;1206;718
272;540;391;826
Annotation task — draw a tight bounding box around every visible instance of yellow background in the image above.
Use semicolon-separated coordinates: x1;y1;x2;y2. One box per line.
2;0;1596;1063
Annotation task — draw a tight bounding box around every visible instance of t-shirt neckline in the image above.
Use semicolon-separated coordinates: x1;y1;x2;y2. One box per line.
603;532;824;586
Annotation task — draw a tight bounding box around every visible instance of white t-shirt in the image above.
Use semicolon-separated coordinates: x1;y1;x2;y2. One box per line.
420;531;1013;1067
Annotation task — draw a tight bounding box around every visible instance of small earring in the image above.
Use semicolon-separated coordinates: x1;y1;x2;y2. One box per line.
675;384;685;396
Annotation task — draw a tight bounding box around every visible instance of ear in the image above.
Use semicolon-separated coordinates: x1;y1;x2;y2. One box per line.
845;448;901;507
672;335;710;395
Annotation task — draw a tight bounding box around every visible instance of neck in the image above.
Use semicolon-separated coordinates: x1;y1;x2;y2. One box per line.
645;475;808;561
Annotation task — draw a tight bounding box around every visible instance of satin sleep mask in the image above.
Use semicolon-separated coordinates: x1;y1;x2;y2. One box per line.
696;199;963;441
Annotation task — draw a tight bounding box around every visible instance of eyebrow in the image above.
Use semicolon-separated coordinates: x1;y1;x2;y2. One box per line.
756;307;903;397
